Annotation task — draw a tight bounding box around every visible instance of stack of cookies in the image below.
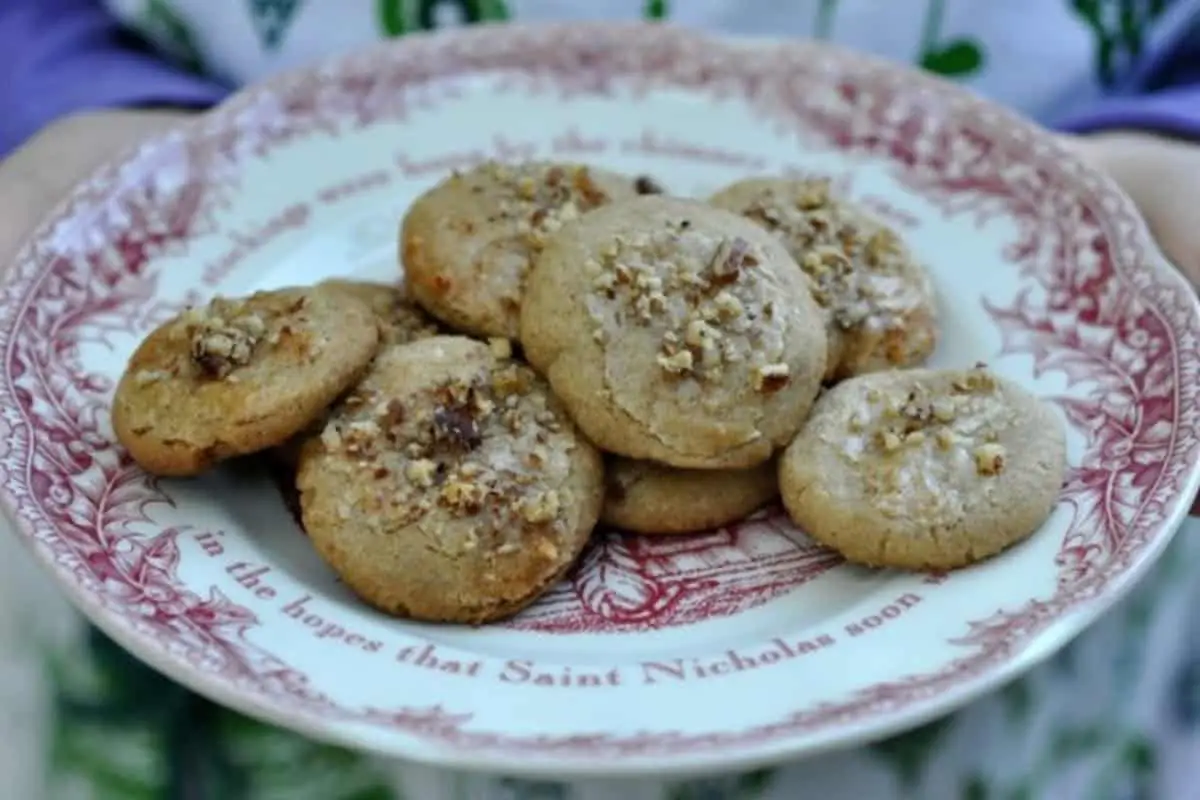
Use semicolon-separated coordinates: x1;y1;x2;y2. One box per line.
111;160;1067;626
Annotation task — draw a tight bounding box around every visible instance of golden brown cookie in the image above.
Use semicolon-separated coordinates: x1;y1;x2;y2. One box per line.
709;178;938;382
320;279;440;346
270;279;443;473
520;195;827;470
295;336;605;624
778;365;1067;571
111;287;380;477
601;457;778;535
401;160;641;339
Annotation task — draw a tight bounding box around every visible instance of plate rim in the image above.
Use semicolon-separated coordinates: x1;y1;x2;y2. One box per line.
1;20;1198;778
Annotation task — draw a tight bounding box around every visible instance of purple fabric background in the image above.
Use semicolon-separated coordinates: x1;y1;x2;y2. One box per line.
0;1;1198;153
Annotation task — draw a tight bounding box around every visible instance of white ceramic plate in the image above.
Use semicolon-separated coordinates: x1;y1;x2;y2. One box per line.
1;22;1198;779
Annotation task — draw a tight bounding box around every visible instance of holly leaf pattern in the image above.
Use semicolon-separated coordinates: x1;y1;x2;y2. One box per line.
45;626;394;799
215;711;397;799
379;1;512;36
667;769;777;800
998;678;1033;726
869;717;952;787
142;0;204;72
46;630;178;798
916;0;987;78
376;0;410;36
50;720;167;800
644;0;669;20
247;0;306;50
1069;0;1177;86
920;39;985;76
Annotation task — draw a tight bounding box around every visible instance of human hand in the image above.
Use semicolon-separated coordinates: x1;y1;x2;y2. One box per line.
0;109;197;271
1064;130;1200;288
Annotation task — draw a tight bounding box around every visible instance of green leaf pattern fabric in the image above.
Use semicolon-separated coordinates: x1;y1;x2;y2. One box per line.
98;0;1187;118
246;0;307;50
138;0;206;72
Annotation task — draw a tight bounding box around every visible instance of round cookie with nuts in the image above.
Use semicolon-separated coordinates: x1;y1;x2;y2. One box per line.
401;160;642;339
520;195;827;470
111;286;380;477
295;335;605;625
601;457;778;535
709;177;938;382
778;365;1067;571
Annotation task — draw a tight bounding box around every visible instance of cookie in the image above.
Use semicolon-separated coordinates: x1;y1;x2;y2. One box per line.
520;195;827;470
271;279;443;473
401;160;641;339
709;178;938;382
601;457;778;535
778;365;1067;571
295;336;605;624
112;286;380;477
319;279;440;346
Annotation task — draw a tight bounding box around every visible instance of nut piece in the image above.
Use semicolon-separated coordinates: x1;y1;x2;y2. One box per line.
752;362;791;393
440;480;486;514
520;490;560;524
935;428;957;451
876;429;903;452
710;236;759;285
953;365;997;393
931;398;956;423
488;337;514;360
405;458;438;488
973;442;1006;476
189;302;268;379
658;349;695;375
133;369;170;386
432;404;482;452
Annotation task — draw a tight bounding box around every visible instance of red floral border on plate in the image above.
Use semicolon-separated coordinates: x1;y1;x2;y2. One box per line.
0;23;1197;766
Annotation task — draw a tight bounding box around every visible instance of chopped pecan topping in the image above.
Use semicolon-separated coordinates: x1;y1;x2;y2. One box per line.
572;168;609;209
657;348;695;376
935;428;957;450
590;226;782;385
488;337;513;360
752;363;791;393
439;479;488;514
432;405;482;452
133;369;170;386
382;399;406;429
188;300;268;379
952;365;997;394
974;442;1006;476
876;429;903;452
710;237;759;285
520;490;560;524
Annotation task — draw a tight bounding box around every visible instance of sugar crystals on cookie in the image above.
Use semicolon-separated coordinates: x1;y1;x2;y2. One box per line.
778;364;1068;571
520;196;827;469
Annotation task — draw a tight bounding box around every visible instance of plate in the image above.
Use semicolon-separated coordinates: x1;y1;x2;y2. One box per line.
1;22;1198;778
